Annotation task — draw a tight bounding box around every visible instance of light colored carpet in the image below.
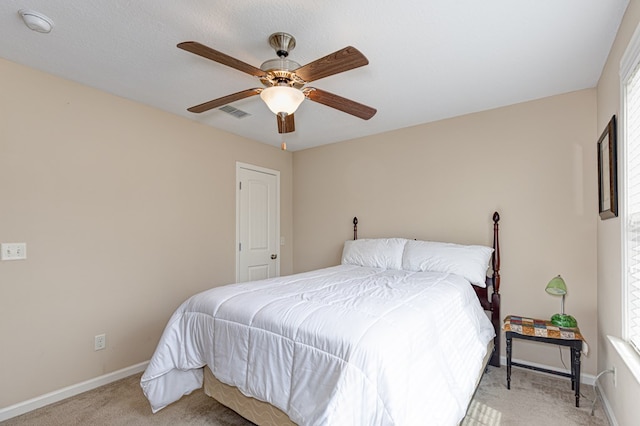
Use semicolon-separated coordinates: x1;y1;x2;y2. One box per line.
462;366;608;426
1;366;609;425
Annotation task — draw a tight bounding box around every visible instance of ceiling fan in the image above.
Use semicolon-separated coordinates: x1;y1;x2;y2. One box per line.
177;32;377;137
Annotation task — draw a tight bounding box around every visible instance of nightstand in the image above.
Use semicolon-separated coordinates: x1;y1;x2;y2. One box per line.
503;315;585;407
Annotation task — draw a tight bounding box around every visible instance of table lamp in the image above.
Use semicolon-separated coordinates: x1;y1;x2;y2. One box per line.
545;275;578;328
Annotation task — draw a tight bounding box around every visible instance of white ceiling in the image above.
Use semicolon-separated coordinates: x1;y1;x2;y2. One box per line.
0;0;630;151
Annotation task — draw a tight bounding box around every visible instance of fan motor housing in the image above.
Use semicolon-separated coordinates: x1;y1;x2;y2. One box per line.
259;57;304;88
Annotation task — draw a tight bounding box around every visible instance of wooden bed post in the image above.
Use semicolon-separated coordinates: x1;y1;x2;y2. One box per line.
353;217;358;240
489;211;501;367
492;211;501;295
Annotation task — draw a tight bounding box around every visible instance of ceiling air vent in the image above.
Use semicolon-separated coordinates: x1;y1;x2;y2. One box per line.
219;105;251;119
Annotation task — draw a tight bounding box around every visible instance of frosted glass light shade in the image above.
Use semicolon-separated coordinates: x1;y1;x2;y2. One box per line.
260;86;304;115
545;275;567;295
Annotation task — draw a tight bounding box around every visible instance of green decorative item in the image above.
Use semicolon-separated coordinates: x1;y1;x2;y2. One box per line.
550;313;578;328
545;275;578;328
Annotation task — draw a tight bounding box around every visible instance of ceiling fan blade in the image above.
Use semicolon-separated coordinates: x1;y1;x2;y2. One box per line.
178;41;267;78
294;46;369;83
306;88;376;120
277;114;295;134
187;88;262;113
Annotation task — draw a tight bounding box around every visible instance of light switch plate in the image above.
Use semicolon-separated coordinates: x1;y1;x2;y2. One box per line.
1;243;27;260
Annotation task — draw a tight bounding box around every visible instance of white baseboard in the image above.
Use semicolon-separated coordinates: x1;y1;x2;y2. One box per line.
0;361;149;422
498;355;597;386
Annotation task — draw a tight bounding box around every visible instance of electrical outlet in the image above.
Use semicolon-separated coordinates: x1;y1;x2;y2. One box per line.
1;243;27;260
94;334;106;351
612;366;617;387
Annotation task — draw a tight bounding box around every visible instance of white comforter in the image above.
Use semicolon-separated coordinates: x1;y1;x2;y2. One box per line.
140;265;495;425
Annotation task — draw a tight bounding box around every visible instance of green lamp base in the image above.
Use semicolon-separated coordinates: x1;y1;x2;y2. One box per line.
550;313;578;328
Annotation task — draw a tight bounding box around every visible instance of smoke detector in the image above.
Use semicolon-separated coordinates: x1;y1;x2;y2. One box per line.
19;9;54;33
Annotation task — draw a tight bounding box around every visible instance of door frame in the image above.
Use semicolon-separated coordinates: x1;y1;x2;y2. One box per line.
235;162;280;282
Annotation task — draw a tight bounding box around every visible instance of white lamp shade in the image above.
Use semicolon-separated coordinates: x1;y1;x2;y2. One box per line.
260;86;304;115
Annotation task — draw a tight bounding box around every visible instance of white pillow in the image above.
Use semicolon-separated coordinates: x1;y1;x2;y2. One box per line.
401;239;493;287
341;238;408;270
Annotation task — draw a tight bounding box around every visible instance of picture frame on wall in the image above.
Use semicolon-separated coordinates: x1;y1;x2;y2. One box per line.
598;115;618;220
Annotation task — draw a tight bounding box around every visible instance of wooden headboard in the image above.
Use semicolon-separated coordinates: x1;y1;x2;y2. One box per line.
351;212;501;368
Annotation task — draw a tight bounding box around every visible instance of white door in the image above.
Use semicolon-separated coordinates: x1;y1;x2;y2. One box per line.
236;163;280;282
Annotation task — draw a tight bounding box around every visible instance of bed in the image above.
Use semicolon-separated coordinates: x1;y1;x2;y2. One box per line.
141;212;502;425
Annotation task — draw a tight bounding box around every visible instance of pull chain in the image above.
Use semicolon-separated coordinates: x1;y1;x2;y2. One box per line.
279;112;287;150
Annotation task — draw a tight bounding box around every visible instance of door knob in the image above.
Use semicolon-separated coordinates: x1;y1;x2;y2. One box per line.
271;254;278;259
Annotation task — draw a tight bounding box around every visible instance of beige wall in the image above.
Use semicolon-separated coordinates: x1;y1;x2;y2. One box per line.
0;58;293;407
293;90;599;375
596;0;640;425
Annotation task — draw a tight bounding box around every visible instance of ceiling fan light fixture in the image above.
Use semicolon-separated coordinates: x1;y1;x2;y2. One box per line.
260;86;304;115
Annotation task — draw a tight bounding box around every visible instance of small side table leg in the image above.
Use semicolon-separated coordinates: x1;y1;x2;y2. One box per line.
572;345;581;407
506;333;512;390
570;347;576;391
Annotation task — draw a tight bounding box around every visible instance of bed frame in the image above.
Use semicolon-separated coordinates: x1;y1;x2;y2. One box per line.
203;212;502;424
353;212;502;367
